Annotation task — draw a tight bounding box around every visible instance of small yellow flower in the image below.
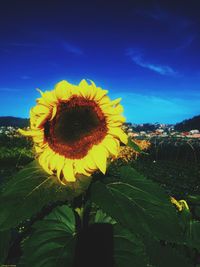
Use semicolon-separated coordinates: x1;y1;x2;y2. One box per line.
133;139;151;151
116;139;151;163
170;196;190;211
19;80;128;185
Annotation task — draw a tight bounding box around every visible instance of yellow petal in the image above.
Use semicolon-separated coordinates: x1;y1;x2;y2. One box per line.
90;145;108;174
34;114;48;128
102;104;123;115
107;120;123;127
43;153;54;174
41;90;58;106
108;127;128;144
78;79;94;99
34;144;47;153
101;97;122;109
74;159;92;176
111;97;122;106
32;105;50;115
49;105;57;121
55;155;65;179
55;80;72;100
18;129;32;136
79;79;108;101
98;95;110;106
62;160;76;182
106;114;126;123
38;149;53;175
87;79;96;87
115;104;124;113
30;109;38;123
83;153;97;172
79;79;89;88
33;135;44;144
18;128;43;137
49;153;60;171
101;137;119;156
36;88;44;96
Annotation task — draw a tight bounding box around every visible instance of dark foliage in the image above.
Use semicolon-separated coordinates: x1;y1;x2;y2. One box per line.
175;115;200;131
0;116;29;127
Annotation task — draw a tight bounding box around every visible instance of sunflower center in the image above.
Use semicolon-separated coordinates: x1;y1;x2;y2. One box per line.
54;104;100;143
44;96;108;159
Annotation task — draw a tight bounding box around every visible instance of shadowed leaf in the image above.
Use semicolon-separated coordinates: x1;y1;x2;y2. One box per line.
91;166;182;242
93;209;148;267
19;205;76;267
0;160;91;230
0;230;11;264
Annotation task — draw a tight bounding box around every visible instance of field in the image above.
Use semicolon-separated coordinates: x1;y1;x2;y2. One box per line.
0;133;33;184
133;137;200;199
1;132;200;265
1;133;199;198
1;134;200;205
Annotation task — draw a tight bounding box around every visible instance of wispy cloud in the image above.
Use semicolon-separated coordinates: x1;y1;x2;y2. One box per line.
62;42;83;55
126;49;177;76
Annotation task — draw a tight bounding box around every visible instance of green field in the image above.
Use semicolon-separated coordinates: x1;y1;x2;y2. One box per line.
1;133;200;265
1;133;199;199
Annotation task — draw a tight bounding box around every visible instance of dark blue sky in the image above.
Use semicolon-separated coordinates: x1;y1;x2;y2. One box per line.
0;0;200;123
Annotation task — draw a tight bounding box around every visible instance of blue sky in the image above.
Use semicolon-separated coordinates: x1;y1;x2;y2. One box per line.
0;0;200;123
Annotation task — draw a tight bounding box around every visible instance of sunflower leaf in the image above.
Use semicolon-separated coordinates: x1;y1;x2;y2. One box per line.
93;209;148;267
18;205;76;267
127;137;142;153
144;237;193;267
0;160;91;230
185;220;200;251
90;165;183;242
0;230;11;264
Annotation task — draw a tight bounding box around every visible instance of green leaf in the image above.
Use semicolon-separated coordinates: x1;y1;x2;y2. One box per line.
185;220;200;251
0;230;11;264
94;209;148;267
187;194;200;205
144;238;193;267
94;209;116;225
91;166;182;242
127;137;142;153
194;206;200;218
0;160;91;230
19;205;76;267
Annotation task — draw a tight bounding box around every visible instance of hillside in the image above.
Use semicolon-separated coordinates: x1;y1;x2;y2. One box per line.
0;115;200;131
175;115;200;131
0;116;29;128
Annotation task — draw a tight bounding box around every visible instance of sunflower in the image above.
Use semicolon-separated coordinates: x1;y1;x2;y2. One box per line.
19;80;128;185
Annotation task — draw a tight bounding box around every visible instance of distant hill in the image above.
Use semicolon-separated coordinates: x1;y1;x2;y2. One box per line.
0;115;199;131
0;116;29;128
175;115;200;131
132;123;158;132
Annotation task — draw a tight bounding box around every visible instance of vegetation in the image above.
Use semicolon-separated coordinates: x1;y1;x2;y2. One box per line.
132;123;158;132
174;115;200;132
0;116;29;127
1;133;200;266
0;134;33;183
